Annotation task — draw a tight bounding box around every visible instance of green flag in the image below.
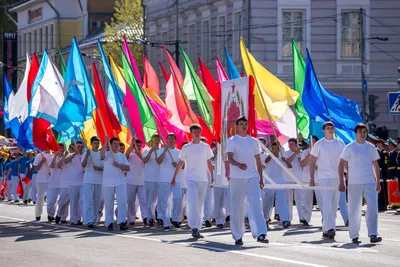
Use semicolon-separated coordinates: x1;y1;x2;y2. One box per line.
121;47;157;142
180;45;214;129
292;38;310;138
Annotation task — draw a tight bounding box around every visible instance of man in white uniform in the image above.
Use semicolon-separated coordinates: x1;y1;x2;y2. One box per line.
101;137;130;231
299;136;319;226
201;137;214;228
64;141;84;225
226;117;268;245
171;141;187;229
262;142;292;229
284;138;303;222
56;146;73;224
172;124;214;238
33;150;52;221
125;138;147;225
310;122;345;240
142;134;161;227
339;123;382;244
156;133;180;229
47;144;65;222
82;137;104;228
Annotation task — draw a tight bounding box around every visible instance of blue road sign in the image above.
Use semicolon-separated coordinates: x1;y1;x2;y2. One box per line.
388;92;400;115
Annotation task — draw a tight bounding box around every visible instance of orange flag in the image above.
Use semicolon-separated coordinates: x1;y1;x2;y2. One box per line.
92;63;122;143
143;56;160;96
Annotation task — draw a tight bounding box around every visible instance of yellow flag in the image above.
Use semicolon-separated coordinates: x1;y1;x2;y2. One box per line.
80;117;97;150
240;37;299;120
109;56;126;95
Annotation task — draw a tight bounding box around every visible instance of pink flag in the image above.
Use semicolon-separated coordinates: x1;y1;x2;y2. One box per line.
123;36;143;87
143;56;160;96
216;56;229;82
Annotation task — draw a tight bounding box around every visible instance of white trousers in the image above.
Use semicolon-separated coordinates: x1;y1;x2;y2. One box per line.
203;184;214;221
285;187;302;221
186;180;208;229
299;189;314;222
30;174;37;202
348;183;379;239
5;180;12;200
69;185;83;224
157;182;172;227
57;188;69;221
319;178;340;232
262;188;290;222
10;176;20;201
339;191;349;223
230;177;267;240
103;184;127;226
46;187;60;218
126;184;147;223
35;182;48;218
82;183;102;225
23;180;32;201
213;187;229;225
171;182;186;222
144;181;158;220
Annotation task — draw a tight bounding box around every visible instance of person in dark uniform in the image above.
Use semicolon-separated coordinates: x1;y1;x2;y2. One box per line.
387;138;398;180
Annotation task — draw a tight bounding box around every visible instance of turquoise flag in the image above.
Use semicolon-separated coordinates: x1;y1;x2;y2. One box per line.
54;37;97;141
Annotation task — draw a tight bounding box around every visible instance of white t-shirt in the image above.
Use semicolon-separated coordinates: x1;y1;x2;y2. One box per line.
159;147;181;183
67;154;84;186
300;148;311;182
284;150;302;182
103;151;129;187
340;141;380;184
225;135;261;179
82;151;103;185
310;138;345;179
265;157;286;184
179;142;213;182
33;153;53;183
126;153;145;185
143;148;161;182
48;155;63;188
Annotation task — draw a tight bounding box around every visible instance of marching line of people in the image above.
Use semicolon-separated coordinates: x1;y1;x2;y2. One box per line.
1;118;386;245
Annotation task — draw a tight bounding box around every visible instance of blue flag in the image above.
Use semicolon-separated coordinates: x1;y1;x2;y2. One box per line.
309;118;356;145
224;47;240;79
97;40;128;128
54;37;97;141
303;49;362;132
3;71;14;129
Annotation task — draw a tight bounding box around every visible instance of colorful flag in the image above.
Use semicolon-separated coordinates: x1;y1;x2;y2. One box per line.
216;56;228;82
143;56;160;96
121;47;157;142
303;49;362;131
224;47;240;80
163;47;199;131
3;71;14;129
92;63;122;143
292;38;310;138
57;48;66;77
159;61;170;83
98;40;128;128
198;58;221;142
180;45;214;129
29;50;65;125
123;36;143;87
54;37;97;141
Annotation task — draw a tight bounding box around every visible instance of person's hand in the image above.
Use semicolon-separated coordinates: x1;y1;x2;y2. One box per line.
376;183;381;193
64;151;69;156
339;183;346;192
309;180;315;187
171;178;176;186
259;179;264;189
41;157;47;163
113;162;119;168
238;163;247;170
105;136;109;143
86;150;91;156
18;174;21;180
172;162;177;168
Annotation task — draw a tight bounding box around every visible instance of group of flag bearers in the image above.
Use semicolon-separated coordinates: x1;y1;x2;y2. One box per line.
1;118;386;245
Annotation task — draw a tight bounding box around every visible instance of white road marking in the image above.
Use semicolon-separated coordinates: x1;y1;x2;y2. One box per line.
0;215;328;267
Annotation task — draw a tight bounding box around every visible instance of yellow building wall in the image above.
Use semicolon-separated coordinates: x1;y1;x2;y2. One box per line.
55;20;84;48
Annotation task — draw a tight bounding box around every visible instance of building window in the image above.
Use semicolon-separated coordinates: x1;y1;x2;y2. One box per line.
33;30;37;52
28;32;32;54
50;24;54;49
45;26;48;50
217;16;226;62
202;20;210;65
39;28;43;52
341;11;361;58
232;12;241;61
188;24;196;61
282;10;305;58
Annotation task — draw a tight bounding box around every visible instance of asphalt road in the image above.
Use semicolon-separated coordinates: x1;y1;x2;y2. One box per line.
0;201;399;267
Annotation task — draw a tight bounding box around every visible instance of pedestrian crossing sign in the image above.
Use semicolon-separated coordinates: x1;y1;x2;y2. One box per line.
388;92;400;115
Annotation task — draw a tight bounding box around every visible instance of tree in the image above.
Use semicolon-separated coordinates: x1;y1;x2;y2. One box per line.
103;0;143;71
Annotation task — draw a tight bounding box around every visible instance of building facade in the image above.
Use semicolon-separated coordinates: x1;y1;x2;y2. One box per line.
144;0;400;135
